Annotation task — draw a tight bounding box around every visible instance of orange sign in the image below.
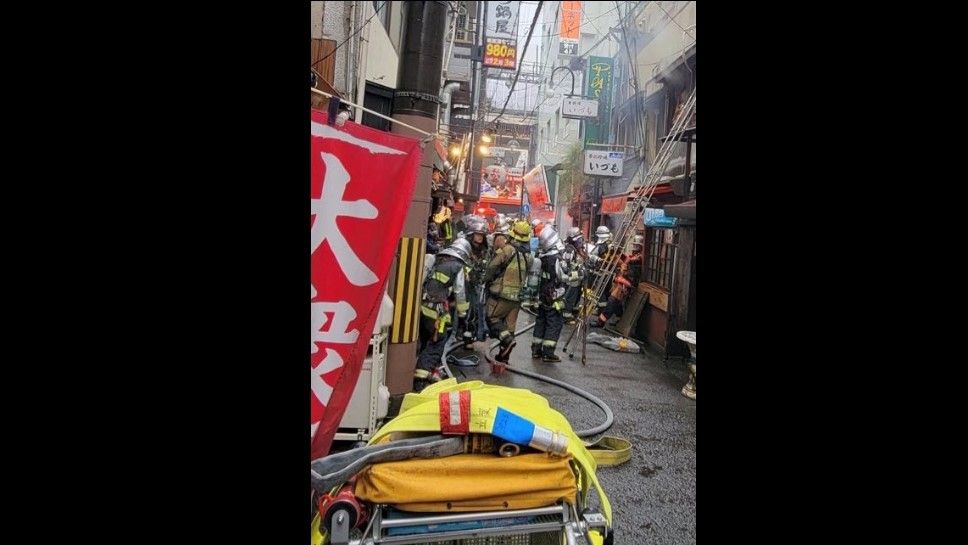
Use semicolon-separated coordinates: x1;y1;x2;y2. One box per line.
559;1;582;56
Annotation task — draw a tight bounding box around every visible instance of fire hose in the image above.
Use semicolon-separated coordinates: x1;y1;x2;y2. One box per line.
312;433;536;494
440;317;615;440
311;316;628;541
438;326;629;468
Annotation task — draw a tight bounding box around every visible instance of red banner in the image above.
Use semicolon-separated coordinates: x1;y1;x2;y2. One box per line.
524;166;555;222
311;110;422;459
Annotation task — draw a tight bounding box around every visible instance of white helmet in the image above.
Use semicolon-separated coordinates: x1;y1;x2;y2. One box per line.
538;226;561;253
439;237;472;263
595;225;611;243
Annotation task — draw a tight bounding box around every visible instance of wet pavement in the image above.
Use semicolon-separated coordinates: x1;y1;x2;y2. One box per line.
449;311;697;545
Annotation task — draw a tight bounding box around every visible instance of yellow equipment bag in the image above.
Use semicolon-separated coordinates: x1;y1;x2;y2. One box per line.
362;379;614;527
355;452;578;512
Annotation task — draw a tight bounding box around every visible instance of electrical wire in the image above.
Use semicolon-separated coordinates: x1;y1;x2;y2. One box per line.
508;2;562;122
579;3;609;39
653;1;695;38
492;1;544;125
312;1;389;68
525;3;622;40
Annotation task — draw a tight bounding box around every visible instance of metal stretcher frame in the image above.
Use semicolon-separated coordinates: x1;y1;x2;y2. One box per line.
334;502;606;545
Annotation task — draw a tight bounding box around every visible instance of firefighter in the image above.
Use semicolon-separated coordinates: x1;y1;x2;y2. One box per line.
426;221;441;255
626;234;645;285
488;213;511;247
561;227;588;323
590;225;614;262
594;260;633;328
461;216;491;344
594;235;645;328
415;238;471;389
587;225;617;308
433;203;454;245
528;226;569;362
483;220;533;364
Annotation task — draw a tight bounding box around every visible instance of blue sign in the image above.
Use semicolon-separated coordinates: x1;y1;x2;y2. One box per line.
522;203;530;215
646;217;679;228
644;208;678;228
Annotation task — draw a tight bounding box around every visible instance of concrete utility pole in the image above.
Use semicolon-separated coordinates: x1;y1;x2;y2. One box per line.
384;1;449;399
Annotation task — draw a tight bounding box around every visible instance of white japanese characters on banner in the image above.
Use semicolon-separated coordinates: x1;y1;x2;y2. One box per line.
310;111;421;460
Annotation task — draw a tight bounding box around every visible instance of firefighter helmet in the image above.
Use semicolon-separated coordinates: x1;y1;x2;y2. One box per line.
466;215;488;235
439;237;472;263
511;220;532;243
595;225;611;243
538;226;562;252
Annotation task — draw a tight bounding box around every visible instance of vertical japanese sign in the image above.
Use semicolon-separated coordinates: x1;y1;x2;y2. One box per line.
583;56;614;146
311;110;421;460
559;1;582;56
484;1;520;70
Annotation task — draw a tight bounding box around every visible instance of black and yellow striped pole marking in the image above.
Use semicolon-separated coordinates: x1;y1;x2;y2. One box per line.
390;237;425;344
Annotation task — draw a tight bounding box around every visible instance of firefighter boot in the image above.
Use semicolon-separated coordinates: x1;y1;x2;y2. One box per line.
496;339;516;364
541;342;561;363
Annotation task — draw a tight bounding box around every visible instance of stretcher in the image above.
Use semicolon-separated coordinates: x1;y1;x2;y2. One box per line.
313;380;623;545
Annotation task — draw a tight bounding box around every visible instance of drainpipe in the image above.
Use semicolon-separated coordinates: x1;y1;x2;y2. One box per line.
439;81;461;135
354;1;371;123
345;1;356;94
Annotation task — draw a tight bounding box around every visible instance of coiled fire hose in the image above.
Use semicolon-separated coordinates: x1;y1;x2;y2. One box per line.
440;319;631;467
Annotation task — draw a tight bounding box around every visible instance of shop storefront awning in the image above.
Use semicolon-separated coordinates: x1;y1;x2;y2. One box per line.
664;199;696;220
598;185;676;216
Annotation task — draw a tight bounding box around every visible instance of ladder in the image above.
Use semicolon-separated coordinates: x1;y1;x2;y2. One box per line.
565;88;696;362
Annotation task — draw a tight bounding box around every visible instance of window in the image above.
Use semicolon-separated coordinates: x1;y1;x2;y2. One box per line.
456;7;468;42
644;228;676;290
362;82;394;131
455;2;473;43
